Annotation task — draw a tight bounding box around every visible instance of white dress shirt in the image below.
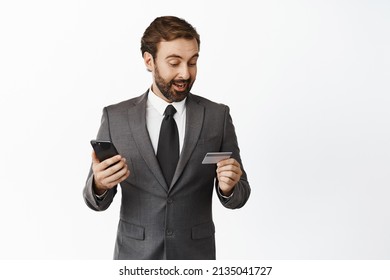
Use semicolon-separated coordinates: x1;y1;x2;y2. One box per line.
146;88;187;155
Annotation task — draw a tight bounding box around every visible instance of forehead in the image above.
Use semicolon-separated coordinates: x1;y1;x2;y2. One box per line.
156;38;199;59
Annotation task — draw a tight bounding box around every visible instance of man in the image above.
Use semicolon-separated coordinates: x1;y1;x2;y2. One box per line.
83;16;250;260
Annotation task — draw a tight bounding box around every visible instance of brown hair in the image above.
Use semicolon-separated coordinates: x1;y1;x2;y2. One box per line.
141;16;200;58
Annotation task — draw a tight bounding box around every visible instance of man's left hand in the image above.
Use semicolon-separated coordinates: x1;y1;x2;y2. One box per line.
216;158;243;196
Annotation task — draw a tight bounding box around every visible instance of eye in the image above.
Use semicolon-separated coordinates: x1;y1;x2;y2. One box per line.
188;59;198;67
168;60;180;67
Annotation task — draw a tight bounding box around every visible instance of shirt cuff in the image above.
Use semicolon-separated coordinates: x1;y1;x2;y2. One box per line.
218;187;234;200
95;190;108;201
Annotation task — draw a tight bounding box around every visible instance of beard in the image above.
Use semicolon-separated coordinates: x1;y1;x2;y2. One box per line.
154;66;194;102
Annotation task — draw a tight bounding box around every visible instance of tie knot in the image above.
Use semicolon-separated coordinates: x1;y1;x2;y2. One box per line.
164;105;177;117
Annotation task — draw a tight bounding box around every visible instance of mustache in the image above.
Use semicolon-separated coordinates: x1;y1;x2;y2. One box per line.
170;79;191;85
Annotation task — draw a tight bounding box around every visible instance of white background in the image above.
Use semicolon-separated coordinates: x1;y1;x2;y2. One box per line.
0;0;389;260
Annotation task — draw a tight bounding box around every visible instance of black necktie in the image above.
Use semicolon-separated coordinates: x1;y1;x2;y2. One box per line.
157;105;179;186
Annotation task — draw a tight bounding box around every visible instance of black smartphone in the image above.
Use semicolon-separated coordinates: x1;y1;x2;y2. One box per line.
90;140;119;162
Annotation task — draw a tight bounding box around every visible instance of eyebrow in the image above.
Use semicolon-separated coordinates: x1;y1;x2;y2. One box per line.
165;54;199;60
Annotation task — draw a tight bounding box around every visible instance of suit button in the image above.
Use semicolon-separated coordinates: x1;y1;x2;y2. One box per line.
167;198;173;204
166;229;173;236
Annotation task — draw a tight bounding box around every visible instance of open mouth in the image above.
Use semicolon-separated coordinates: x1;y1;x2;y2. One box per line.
172;80;189;92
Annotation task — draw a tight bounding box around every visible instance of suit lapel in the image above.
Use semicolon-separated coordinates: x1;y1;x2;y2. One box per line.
170;94;204;190
127;91;169;191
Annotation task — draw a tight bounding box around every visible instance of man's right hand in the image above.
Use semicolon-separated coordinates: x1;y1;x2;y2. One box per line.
91;151;130;195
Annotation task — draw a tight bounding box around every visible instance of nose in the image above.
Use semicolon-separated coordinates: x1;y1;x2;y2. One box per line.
178;65;190;80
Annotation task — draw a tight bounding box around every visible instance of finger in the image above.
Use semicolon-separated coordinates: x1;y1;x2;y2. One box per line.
218;170;240;182
108;163;129;182
217;175;236;186
93;158;126;188
217;158;239;167
104;171;130;189
98;158;126;179
101;155;123;169
94;155;122;173
114;169;131;185
102;165;130;187
217;163;241;174
105;157;127;174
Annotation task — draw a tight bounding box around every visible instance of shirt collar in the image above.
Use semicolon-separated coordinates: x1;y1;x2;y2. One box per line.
148;87;186;116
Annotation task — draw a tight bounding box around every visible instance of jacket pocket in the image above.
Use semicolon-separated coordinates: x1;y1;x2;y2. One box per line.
119;220;145;241
191;221;215;240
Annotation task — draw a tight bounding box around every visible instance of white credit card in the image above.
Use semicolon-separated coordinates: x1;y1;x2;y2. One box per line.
202;152;232;164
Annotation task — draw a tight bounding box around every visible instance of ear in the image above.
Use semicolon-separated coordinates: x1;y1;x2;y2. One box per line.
143;52;154;72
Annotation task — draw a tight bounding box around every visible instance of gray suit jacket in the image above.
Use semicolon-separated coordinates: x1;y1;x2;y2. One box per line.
83;90;250;259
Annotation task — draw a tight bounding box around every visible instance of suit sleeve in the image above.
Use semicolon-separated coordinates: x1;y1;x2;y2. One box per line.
83;107;118;211
216;105;251;209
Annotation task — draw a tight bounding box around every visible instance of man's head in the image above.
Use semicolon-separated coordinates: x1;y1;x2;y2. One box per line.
141;16;200;103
